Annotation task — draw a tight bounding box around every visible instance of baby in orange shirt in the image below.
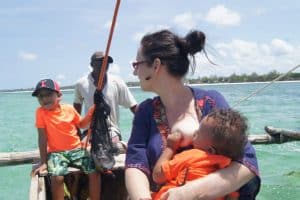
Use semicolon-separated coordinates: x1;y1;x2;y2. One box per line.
31;79;100;200
152;109;248;200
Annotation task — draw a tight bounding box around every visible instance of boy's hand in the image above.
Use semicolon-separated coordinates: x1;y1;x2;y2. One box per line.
87;105;95;117
31;163;48;176
167;131;183;151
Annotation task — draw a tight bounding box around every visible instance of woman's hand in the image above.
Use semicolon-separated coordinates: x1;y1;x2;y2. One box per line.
160;186;186;200
160;162;256;200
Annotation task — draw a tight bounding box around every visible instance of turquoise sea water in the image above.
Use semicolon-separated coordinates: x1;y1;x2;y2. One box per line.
0;82;299;199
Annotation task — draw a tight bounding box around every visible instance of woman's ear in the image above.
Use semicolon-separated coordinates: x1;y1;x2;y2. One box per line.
153;58;161;70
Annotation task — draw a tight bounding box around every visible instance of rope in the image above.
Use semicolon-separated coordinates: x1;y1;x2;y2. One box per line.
233;64;300;108
84;0;121;150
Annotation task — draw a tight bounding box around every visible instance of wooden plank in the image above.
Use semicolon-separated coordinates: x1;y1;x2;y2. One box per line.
29;175;46;200
29;175;38;200
0;150;39;166
0;141;127;167
38;176;46;200
1;128;299;167
0;150;126;167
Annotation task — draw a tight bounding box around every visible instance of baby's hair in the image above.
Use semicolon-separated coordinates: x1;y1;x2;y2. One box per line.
206;109;248;160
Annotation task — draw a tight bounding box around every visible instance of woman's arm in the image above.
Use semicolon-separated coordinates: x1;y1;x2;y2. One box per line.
125;99;154;200
161;162;255;200
125;168;152;200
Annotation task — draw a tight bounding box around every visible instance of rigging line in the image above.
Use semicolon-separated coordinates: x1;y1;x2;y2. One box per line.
97;0;121;90
233;64;300;108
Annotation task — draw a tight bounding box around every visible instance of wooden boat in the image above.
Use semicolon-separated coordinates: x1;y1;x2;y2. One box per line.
28;153;128;200
1;126;300;200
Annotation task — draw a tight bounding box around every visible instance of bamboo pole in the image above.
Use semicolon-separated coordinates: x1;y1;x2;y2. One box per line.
0;150;126;167
0;150;39;166
1;127;299;166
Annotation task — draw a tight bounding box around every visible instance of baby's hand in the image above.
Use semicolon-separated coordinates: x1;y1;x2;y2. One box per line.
167;131;183;151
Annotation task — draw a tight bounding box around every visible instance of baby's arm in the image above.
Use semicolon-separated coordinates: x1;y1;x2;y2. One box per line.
152;132;183;184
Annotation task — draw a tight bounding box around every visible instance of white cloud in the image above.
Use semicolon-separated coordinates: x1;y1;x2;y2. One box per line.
55;74;65;86
56;74;65;81
108;63;121;74
254;7;267;16
173;12;197;30
209;38;300;76
271;39;294;56
19;51;37;61
205;5;240;26
104;20;118;30
133;24;170;41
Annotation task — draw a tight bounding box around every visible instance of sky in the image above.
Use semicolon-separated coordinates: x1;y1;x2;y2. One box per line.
1;0;300;90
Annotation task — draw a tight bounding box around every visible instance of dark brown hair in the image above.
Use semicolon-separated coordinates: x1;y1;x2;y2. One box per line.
206;109;248;160
140;29;206;77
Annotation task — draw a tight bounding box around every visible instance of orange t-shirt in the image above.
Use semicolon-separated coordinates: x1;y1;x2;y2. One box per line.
35;104;81;152
153;149;238;200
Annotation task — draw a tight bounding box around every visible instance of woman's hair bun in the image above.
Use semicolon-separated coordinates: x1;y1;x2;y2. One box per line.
185;30;206;55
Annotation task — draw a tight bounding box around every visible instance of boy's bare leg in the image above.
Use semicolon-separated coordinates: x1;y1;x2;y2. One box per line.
88;172;101;200
69;173;80;200
51;176;65;200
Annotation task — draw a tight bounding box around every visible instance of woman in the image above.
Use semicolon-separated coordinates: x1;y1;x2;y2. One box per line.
125;29;260;200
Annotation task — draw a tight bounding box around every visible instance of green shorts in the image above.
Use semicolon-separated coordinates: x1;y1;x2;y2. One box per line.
47;148;95;176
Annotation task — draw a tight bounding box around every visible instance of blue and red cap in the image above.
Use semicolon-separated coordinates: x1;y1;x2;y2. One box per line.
32;79;61;96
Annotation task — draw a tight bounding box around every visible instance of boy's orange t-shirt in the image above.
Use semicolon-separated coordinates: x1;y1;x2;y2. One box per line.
35;104;82;152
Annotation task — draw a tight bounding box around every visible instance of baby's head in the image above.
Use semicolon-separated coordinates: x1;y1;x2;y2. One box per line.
193;109;248;160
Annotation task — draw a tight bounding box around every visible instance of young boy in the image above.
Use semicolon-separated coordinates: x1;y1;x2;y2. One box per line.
31;79;100;200
152;109;248;200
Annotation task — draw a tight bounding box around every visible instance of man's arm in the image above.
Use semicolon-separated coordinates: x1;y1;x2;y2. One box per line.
130;104;138;114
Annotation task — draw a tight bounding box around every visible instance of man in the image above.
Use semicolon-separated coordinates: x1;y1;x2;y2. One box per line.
73;51;138;142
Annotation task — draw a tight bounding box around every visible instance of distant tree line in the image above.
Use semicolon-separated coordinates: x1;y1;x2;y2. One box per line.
1;71;300;92
127;70;300;86
189;70;300;84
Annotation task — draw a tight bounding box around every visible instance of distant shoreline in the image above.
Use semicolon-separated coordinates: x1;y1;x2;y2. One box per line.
2;80;300;93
